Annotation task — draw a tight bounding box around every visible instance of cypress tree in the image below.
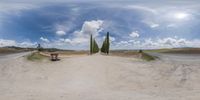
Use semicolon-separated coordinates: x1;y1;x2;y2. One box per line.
90;34;93;54
101;32;110;54
101;40;105;53
106;32;110;54
37;43;43;51
93;39;99;53
90;34;99;54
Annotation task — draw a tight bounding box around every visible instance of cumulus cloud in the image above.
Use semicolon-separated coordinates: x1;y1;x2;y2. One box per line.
117;41;130;46
103;36;115;42
0;39;37;47
0;39;16;47
74;20;103;37
71;20;104;44
17;41;37;47
40;37;49;42
129;31;139;38
142;37;189;49
112;37;200;49
56;30;66;36
43;20;104;49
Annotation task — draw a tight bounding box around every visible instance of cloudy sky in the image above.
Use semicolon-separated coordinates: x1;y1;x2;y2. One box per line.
0;0;200;50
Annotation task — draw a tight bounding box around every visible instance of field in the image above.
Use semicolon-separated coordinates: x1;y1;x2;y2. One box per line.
0;47;31;55
145;48;200;54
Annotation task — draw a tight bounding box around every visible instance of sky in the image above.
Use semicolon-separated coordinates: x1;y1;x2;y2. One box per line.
0;0;200;50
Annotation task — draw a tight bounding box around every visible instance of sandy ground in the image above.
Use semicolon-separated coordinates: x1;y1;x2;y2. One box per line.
0;53;200;100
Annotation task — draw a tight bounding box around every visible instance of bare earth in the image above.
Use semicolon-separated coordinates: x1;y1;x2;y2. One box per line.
0;53;200;100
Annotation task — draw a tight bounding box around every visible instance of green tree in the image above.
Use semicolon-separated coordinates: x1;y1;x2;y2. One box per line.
37;43;43;51
90;34;99;54
93;39;99;53
106;32;110;54
101;32;110;54
90;34;93;54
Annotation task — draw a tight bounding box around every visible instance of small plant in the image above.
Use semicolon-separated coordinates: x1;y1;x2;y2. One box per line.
138;50;143;53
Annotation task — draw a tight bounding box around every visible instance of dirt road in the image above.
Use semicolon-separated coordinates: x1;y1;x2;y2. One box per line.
0;53;200;100
0;51;33;62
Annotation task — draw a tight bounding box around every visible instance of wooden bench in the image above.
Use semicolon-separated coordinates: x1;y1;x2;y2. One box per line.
50;53;59;61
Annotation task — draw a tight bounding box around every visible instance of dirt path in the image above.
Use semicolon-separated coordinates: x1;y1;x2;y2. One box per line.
0;54;200;100
0;51;33;61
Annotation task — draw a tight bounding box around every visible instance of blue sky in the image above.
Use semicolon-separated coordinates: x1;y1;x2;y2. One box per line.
0;0;200;50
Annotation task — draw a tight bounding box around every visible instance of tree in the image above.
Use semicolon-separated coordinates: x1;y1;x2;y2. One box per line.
37;43;43;51
93;39;99;53
106;32;110;54
90;34;99;54
90;34;93;54
101;32;110;54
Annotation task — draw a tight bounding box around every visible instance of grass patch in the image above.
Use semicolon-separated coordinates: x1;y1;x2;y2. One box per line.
141;52;156;61
27;52;48;61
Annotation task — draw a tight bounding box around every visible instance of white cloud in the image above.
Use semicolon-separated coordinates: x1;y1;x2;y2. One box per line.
150;23;159;28
142;37;189;49
110;36;115;42
0;39;16;47
103;36;115;42
0;39;37;47
116;41;130;47
112;37;200;49
56;30;66;36
129;31;139;38
18;41;37;47
71;20;104;45
74;20;104;38
43;20;104;49
142;20;159;28
40;37;49;42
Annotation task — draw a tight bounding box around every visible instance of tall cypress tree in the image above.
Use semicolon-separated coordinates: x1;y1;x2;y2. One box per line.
90;34;100;54
106;32;110;54
93;39;99;53
101;40;105;53
90;34;93;54
101;32;110;54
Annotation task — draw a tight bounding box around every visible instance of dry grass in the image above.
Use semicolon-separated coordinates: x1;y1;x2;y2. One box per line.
27;52;48;61
144;48;200;54
110;50;139;58
110;50;157;61
161;48;200;54
141;52;156;61
40;50;88;57
0;48;26;55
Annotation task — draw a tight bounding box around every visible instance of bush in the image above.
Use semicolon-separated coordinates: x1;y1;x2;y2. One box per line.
141;52;156;61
